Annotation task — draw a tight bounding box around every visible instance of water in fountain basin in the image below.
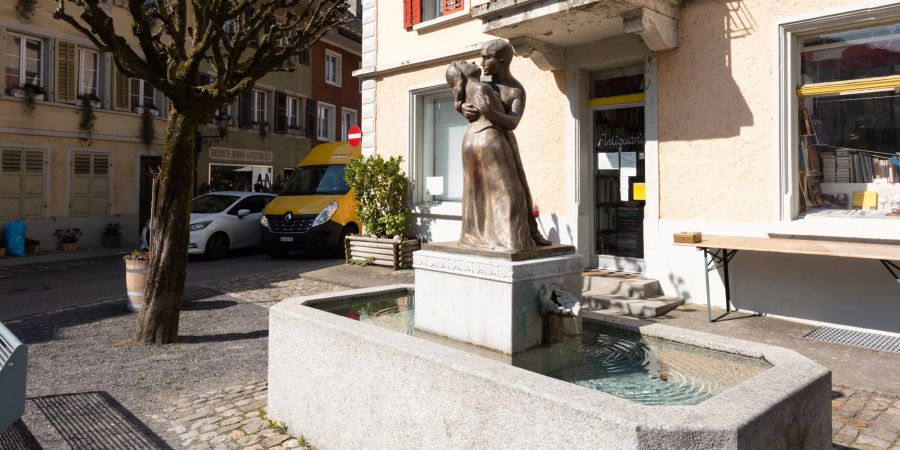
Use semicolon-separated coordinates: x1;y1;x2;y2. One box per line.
324;293;770;406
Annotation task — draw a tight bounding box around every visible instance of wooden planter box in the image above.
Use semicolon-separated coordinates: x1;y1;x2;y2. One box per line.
124;259;149;312
345;236;421;270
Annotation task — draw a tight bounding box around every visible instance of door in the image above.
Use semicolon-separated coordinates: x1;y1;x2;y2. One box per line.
590;66;647;271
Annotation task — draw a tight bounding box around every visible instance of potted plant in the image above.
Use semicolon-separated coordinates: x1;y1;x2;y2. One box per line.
343;155;420;270
123;249;149;312
22;83;46;114
77;94;97;141
103;222;123;247
15;0;36;21
54;228;82;252
25;238;40;256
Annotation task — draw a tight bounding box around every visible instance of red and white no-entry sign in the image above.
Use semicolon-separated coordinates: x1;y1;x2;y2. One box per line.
347;125;362;147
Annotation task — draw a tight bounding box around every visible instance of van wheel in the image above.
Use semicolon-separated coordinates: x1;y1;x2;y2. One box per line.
335;224;358;258
204;232;229;260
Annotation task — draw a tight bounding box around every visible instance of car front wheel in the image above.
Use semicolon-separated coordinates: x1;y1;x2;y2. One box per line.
204;232;230;260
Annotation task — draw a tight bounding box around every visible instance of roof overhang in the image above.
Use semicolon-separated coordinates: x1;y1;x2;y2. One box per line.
471;0;682;70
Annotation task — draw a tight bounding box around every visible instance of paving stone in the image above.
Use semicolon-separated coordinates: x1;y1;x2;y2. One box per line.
236;398;253;406
213;444;238;450
242;418;268;435
186;444;212;450
201;424;221;432
243;445;265;450
833;425;859;445
855;434;892;450
168;424;188;434
836;399;868;417
874;410;900;430
221;416;244;427
229;429;247;441
833;418;845;432
222;408;242;418
240;400;268;413
199;431;220;441
181;430;200;441
864;425;899;443
262;434;290;447
210;434;232;445
859;409;885;421
217;423;244;434
283;440;300;449
182;409;215;422
192;416;221;430
236;434;263;446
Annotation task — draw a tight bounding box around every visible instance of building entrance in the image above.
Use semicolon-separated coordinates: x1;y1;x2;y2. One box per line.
590;66;646;269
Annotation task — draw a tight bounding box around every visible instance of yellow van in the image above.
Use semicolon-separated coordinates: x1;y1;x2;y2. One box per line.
260;141;360;257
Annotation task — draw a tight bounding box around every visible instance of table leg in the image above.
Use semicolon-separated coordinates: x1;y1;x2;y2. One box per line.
704;248;739;323
881;260;900;284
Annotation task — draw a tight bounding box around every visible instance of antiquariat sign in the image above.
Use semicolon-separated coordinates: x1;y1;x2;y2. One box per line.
208;147;273;163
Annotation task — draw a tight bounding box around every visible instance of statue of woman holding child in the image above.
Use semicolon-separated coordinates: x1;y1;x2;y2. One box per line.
445;39;551;253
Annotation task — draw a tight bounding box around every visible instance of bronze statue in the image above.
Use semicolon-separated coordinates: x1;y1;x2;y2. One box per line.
447;60;534;252
448;39;552;253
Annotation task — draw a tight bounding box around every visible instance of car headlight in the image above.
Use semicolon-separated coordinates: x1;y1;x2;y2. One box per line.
260;215;269;228
189;220;213;231
312;201;339;228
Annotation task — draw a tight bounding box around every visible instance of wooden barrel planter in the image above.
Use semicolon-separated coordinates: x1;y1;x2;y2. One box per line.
345;236;421;270
125;259;149;312
61;242;78;252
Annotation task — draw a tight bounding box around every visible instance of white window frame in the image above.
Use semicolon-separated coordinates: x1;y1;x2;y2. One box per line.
252;89;268;128
317;102;336;141
409;85;466;208
287;96;302;130
774;1;900;238
324;50;341;87
341;107;358;141
4;32;45;91
130;78;160;115
78;48;100;99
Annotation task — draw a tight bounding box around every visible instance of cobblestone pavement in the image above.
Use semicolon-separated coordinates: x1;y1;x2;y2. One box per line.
199;272;346;306
833;385;900;449
152;379;309;450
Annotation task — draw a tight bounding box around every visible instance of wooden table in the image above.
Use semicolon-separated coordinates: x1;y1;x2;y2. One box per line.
675;235;900;322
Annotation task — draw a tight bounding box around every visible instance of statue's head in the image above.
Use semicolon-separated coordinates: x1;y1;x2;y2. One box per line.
481;39;514;77
446;61;481;114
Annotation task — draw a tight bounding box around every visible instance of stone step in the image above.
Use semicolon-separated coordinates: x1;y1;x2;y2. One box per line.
580;294;684;318
582;270;660;298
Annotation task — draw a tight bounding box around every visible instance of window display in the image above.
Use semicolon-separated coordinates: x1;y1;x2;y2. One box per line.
797;22;900;218
209;164;273;193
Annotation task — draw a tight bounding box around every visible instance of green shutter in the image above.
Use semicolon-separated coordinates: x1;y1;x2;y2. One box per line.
0;149;23;218
56;40;77;103
112;67;130;111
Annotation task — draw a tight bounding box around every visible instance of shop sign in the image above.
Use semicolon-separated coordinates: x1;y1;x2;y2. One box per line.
208;147;273;163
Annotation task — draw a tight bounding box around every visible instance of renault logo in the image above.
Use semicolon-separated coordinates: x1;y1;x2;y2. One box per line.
284;212;293;222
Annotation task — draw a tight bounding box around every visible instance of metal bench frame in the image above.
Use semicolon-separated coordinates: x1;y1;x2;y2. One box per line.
0;321;27;433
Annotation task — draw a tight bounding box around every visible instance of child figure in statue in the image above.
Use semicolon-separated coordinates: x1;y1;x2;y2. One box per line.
446;60;535;252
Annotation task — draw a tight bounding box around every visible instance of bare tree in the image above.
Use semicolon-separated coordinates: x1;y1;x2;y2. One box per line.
54;0;349;343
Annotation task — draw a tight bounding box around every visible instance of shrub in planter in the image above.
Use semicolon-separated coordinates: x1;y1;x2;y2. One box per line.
103;222;123;247
77;94;99;141
343;155;419;269
54;228;82;252
25;238;40;256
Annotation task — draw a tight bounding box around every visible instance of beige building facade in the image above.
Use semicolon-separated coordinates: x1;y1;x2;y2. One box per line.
0;2;327;248
358;0;900;333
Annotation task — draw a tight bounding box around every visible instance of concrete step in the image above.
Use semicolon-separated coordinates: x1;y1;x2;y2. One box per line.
580;294;684;318
582;270;660;298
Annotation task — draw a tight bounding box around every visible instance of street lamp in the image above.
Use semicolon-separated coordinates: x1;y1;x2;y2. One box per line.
195;111;230;195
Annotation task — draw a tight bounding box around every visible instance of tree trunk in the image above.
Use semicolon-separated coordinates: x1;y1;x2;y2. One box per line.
135;110;198;344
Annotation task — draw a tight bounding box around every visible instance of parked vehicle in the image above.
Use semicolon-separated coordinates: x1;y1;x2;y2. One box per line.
261;141;361;257
142;191;275;259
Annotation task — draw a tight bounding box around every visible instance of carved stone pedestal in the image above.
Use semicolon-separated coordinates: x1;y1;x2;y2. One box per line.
413;246;582;355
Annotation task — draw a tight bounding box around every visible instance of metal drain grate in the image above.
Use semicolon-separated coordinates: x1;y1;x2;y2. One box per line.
804;326;900;354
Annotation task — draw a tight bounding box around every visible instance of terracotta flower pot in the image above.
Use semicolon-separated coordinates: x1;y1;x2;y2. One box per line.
125;259;149;312
25;244;39;256
61;242;78;252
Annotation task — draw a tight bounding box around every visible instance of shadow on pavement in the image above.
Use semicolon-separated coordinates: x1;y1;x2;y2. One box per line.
181;299;237;311
30;391;172;449
178;329;268;344
0;420;42;450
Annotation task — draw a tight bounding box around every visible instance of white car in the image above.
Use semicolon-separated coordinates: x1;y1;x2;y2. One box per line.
142;191;276;259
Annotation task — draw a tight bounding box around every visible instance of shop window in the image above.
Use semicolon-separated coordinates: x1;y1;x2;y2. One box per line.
413;89;466;203
4;33;45;94
78;48;100;99
341;108;357;140
0;149;44;219
325;51;341;86
317;102;335;141
209;164;273;192
403;0;465;28
794;21;900;219
71;152;110;216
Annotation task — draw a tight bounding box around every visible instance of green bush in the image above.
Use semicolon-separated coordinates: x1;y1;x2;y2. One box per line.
344;155;411;238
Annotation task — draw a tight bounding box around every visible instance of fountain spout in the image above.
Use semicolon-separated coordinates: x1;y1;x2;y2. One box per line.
538;283;581;317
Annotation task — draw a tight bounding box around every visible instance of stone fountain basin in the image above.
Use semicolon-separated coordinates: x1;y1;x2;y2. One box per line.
268;285;831;450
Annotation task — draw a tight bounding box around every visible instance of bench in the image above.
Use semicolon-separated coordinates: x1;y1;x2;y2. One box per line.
675;235;900;322
0;321;27;433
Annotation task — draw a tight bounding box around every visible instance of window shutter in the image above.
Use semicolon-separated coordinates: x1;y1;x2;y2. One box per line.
443;0;464;16
238;90;253;128
0;149;23;218
90;153;109;216
299;48;309;65
22;151;44;218
112;67;130;111
71;152;92;216
274;91;287;134
0;28;6;92
306;99;317;138
55;40;77;103
410;1;422;27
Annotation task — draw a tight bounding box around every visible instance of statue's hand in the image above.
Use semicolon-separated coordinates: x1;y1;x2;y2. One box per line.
461;103;479;121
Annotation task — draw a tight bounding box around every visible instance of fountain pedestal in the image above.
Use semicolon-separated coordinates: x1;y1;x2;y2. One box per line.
413;243;582;355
